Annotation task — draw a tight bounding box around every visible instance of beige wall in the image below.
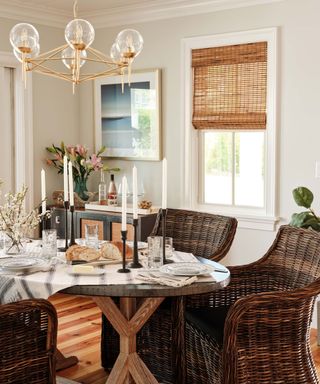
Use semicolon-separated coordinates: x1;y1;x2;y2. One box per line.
0;17;80;204
78;0;320;266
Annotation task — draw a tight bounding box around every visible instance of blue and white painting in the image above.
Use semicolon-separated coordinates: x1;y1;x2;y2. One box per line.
95;70;160;160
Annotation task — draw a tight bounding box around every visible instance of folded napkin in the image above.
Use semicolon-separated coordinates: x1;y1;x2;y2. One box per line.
136;271;198;287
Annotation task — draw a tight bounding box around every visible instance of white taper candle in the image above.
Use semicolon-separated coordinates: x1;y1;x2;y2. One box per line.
133;166;138;219
121;176;127;231
41;169;46;214
162;158;167;209
68;161;74;206
63;156;69;202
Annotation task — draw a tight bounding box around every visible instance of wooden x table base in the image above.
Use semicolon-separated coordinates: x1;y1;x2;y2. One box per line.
93;296;165;384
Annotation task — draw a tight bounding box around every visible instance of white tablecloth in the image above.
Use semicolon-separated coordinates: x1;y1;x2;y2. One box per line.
0;242;219;304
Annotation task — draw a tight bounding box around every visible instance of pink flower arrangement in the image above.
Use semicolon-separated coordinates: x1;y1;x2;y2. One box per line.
46;142;119;181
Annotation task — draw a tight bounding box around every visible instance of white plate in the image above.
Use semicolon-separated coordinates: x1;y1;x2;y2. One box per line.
67;266;106;276
126;241;148;249
159;262;215;276
1;257;41;271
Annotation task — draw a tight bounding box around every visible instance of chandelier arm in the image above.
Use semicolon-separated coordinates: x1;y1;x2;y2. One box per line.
79;69;125;82
82;56;125;66
87;46;116;62
28;64;75;83
27;45;69;72
32;44;68;60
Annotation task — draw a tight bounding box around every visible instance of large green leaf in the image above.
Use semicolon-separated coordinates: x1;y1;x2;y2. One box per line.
302;217;320;231
290;212;313;227
292;187;313;208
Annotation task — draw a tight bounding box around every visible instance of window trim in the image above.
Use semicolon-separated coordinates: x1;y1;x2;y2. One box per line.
181;28;278;231
0;51;34;211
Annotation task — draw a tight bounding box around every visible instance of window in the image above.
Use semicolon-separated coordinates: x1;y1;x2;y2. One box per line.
182;29;277;230
0;52;33;210
0;67;15;197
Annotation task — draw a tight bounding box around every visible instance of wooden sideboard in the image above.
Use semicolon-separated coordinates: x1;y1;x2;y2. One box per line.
49;206;157;242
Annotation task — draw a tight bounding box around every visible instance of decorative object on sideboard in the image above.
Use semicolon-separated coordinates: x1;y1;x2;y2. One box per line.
107;174;118;207
290;186;320;231
52;190;97;209
0;184;49;254
9;0;143;92
46;142;120;204
138;200;153;210
98;170;107;205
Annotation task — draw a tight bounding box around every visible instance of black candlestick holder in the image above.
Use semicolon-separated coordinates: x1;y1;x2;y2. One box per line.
58;201;69;252
162;208;174;265
128;218;143;268
118;230;131;273
69;205;77;247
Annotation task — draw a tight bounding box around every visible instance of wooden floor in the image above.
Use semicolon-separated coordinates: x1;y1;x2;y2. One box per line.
50;293;320;384
49;293;107;384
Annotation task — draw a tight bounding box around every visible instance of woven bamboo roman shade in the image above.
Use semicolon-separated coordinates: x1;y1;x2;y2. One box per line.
192;41;267;130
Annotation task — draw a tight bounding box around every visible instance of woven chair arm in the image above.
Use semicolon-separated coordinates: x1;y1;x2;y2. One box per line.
222;286;320;384
186;264;284;309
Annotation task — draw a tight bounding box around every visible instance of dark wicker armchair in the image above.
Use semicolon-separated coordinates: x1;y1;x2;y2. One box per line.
0;299;58;384
186;225;320;384
101;208;237;383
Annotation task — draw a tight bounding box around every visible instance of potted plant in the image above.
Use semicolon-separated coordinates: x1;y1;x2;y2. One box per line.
46;142;119;201
290;186;320;231
0;183;48;254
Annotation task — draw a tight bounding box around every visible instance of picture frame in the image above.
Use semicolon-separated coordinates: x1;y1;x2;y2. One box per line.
94;68;161;161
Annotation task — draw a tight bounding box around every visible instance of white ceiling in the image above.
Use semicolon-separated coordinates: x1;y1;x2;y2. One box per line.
0;0;285;28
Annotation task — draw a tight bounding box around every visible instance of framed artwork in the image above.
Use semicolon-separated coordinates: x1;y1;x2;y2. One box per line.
94;69;161;161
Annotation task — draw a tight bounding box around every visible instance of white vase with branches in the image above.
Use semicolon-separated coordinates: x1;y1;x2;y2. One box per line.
0;182;48;254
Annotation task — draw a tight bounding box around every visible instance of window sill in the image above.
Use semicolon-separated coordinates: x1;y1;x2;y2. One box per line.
186;204;279;231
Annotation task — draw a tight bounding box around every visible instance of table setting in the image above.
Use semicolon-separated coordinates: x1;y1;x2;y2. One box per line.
0;234;228;305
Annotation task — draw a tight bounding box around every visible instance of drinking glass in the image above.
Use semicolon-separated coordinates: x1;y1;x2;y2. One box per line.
147;236;163;268
85;223;99;249
164;237;173;259
42;229;57;261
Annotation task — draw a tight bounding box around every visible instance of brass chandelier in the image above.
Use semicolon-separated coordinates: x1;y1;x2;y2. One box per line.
9;0;143;91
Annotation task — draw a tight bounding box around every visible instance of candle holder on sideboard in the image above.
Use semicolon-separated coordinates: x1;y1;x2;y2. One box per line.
118;230;131;273
58;201;70;252
161;208;174;265
128;218;143;269
69;205;77;247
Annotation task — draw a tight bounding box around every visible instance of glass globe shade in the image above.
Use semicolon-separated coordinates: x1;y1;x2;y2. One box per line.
13;43;40;63
62;46;87;69
10;23;39;53
110;43;122;63
65;19;95;50
116;29;143;59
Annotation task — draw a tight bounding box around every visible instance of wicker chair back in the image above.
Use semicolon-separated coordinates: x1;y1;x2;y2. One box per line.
0;299;58;384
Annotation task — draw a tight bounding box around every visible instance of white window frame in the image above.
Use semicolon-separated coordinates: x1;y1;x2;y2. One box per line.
0;52;34;211
181;28;278;231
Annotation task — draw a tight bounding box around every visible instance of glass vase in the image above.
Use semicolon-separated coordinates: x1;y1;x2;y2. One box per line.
74;177;89;201
5;237;24;255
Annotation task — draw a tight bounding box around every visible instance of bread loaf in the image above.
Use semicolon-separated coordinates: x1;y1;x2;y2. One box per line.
100;241;133;260
66;245;101;262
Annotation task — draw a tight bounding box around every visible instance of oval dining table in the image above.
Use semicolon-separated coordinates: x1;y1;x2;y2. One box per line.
61;257;230;384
